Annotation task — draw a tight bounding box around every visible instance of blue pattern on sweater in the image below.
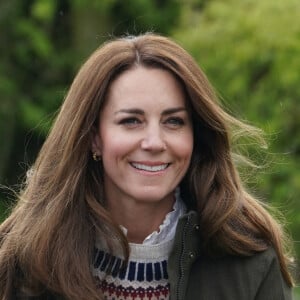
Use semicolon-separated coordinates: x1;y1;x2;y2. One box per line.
93;248;169;282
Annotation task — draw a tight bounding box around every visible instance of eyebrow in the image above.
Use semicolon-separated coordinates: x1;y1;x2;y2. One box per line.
115;107;187;116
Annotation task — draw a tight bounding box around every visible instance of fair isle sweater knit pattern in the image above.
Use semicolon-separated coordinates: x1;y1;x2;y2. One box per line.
92;192;186;300
92;239;173;300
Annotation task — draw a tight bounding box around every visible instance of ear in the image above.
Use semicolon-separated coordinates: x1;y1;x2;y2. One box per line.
91;126;102;155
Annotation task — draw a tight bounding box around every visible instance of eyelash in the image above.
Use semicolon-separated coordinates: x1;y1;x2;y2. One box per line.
164;117;185;126
118;116;185;127
118;117;141;126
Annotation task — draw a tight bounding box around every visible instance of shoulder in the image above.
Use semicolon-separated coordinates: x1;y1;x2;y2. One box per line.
198;246;279;276
186;247;292;300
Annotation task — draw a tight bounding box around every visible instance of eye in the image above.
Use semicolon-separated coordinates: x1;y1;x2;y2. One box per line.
164;117;185;127
118;117;142;127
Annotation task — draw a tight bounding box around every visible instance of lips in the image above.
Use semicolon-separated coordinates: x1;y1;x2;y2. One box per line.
130;162;170;172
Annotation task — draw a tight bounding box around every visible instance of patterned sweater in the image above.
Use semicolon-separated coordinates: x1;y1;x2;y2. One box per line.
92;239;173;300
92;193;186;300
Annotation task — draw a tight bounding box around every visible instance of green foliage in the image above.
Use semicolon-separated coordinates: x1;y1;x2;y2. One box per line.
108;0;181;36
174;0;300;254
72;0;181;35
0;0;181;184
0;200;9;223
32;0;57;22
0;0;299;274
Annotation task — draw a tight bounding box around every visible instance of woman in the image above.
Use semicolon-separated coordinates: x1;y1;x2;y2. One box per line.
0;34;294;299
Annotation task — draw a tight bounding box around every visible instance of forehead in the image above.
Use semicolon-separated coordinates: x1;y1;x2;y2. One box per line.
103;66;187;110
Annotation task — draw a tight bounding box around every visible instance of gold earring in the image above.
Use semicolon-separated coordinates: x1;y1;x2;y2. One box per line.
92;152;101;161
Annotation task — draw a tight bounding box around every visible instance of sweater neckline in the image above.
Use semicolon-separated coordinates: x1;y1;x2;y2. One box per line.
120;188;186;246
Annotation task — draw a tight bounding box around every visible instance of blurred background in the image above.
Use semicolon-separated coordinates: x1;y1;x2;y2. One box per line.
0;0;299;295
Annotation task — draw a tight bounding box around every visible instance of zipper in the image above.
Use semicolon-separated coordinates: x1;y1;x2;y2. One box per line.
175;214;192;300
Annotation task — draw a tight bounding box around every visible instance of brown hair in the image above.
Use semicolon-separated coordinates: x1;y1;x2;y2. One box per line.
0;33;294;299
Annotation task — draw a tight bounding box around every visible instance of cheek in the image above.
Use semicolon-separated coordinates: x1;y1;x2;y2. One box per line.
100;133;136;158
168;138;193;171
176;132;194;160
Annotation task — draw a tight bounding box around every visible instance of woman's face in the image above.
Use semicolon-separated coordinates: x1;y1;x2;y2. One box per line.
92;66;193;206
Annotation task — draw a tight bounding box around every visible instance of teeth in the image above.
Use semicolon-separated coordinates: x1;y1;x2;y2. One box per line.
131;163;169;172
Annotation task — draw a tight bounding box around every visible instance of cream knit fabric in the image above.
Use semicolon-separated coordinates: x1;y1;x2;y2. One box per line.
92;191;186;300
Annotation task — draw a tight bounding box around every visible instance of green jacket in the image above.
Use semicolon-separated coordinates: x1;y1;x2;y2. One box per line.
13;211;292;300
168;211;292;300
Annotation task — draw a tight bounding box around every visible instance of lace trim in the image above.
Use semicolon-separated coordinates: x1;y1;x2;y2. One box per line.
142;189;185;245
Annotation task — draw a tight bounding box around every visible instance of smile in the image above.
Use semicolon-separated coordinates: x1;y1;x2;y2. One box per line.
130;162;169;172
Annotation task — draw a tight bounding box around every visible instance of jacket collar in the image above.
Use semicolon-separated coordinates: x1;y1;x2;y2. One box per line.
168;210;202;300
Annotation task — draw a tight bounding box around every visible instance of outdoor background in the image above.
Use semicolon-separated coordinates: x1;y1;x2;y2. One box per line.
0;0;299;296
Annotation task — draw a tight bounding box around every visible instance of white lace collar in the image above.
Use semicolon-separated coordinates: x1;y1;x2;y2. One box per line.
121;188;186;245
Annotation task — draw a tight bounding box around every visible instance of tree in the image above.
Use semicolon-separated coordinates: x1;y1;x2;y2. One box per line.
0;0;180;216
174;0;300;257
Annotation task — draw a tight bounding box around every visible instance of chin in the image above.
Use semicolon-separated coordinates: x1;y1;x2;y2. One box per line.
131;189;174;204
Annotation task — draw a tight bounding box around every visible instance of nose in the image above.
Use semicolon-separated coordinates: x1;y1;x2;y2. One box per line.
140;125;167;152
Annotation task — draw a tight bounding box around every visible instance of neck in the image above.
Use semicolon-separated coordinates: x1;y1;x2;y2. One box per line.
106;195;175;244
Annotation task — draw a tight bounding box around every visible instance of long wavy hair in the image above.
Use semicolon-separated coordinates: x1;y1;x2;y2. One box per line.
0;33;294;299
